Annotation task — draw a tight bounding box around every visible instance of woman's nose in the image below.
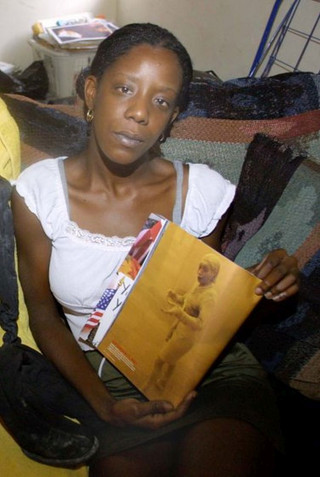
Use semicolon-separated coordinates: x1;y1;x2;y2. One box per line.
125;95;149;124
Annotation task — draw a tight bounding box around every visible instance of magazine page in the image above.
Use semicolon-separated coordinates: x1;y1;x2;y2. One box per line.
79;215;167;347
97;221;262;407
47;19;116;45
34;12;94;33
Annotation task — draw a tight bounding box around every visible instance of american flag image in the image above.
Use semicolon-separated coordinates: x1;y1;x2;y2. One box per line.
79;285;118;342
87;287;117;327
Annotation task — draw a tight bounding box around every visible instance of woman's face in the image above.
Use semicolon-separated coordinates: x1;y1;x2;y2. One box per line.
85;44;183;167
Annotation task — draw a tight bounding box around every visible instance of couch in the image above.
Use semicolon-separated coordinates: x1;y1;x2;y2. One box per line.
0;70;319;475
0;97;88;477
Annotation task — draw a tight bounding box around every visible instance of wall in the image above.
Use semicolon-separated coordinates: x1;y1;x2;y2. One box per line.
116;0;320;80
0;0;117;70
0;0;319;79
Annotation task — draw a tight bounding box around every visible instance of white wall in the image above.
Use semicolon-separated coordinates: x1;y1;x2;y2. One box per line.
0;0;117;70
116;0;320;79
0;0;319;79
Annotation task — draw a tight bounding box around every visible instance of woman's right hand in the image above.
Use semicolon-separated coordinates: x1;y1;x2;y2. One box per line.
102;393;196;429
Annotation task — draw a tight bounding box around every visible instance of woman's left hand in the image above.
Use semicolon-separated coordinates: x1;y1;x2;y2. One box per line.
250;249;300;302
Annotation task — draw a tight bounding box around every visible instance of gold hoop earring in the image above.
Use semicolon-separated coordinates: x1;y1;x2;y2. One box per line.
86;109;94;123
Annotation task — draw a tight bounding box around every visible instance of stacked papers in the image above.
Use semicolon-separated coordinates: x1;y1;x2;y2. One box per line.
32;12;118;50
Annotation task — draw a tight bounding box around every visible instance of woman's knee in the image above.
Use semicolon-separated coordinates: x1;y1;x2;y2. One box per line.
175;418;276;477
89;435;179;477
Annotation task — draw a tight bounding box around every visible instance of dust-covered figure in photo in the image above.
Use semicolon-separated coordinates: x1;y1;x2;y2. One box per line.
146;254;220;391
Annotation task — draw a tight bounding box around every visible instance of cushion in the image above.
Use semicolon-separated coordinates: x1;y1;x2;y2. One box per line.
211;134;320;401
165;108;320;169
0;98;88;477
162;114;320;267
0;100;37;351
220;133;307;262
1;93;87;168
0;97;20;180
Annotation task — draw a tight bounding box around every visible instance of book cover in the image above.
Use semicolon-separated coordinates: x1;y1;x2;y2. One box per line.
81;215;262;407
47;19;116;45
34;12;94;33
79;215;167;346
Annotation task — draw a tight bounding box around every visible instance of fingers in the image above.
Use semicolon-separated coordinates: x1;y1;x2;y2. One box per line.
133;392;197;430
108;392;197;429
253;249;300;300
173;391;197;417
109;398;173;427
136;400;174;418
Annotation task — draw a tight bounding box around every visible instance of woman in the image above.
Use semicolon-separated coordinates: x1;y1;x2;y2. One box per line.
12;23;299;476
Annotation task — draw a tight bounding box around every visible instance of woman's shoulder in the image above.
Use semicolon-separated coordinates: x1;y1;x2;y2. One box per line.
16;157;66;183
187;162;231;185
188;162;236;198
181;162;236;238
15;157;67;219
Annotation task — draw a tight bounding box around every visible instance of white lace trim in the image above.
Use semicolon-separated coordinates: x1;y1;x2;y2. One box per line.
66;221;136;248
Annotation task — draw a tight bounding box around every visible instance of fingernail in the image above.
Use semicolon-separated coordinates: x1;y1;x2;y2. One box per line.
188;391;197;401
273;292;287;301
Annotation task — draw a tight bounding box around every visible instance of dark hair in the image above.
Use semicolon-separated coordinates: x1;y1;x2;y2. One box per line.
78;23;193;111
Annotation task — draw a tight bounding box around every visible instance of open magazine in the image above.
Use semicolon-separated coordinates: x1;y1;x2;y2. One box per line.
79;214;262;406
47;19;117;45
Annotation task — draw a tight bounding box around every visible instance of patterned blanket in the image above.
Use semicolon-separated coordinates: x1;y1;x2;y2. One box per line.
216;133;320;400
180;71;320;120
0;74;319;401
247;250;320;400
221;134;306;260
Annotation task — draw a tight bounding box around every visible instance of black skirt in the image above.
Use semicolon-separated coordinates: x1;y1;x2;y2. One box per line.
85;342;283;460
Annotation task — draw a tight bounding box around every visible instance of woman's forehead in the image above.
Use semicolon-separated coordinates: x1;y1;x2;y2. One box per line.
109;44;182;73
102;44;183;91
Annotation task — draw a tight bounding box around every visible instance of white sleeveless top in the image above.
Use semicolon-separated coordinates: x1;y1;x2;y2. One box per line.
16;158;235;350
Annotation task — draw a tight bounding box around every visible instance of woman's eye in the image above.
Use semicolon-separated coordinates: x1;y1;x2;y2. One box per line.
116;85;131;94
155;98;170;108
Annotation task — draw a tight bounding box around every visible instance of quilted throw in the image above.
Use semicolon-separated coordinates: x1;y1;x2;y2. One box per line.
180;71;320;120
0;72;319;400
216;134;320;400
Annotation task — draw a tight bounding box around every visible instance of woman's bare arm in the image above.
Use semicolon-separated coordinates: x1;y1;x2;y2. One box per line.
11;188;116;418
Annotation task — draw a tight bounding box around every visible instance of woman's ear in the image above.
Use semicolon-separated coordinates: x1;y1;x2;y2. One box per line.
171;107;180;125
160;107;180;143
84;75;98;111
163;107;179;139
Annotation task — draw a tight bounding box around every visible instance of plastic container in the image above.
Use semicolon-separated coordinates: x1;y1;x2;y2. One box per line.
28;39;96;98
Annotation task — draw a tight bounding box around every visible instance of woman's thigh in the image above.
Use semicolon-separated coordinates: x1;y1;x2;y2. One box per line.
89;432;180;477
175;417;276;477
89;417;276;477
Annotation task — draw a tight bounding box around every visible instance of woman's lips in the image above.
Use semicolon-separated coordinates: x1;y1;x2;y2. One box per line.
114;131;144;148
